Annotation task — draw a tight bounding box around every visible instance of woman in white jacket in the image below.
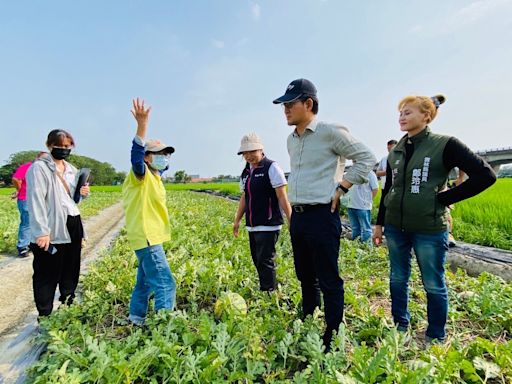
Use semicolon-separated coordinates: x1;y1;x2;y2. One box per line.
26;129;90;317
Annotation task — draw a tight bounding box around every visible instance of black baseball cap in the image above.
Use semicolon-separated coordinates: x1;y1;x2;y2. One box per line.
273;78;318;104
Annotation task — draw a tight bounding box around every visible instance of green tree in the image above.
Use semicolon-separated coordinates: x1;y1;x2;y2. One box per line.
114;171;127;184
0;151;125;186
0;151;41;185
174;170;191;183
212;174;237;182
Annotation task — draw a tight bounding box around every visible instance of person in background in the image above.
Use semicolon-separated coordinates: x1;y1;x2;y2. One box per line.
373;94;496;343
26;130;89;318
122;98;176;326
11;152;45;257
376;139;397;187
233;133;292;292
273;78;376;351
345;170;379;243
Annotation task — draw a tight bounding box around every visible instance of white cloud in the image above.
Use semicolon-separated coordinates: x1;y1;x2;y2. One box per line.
211;39;225;49
445;0;511;31
409;0;511;37
251;2;261;21
456;0;508;23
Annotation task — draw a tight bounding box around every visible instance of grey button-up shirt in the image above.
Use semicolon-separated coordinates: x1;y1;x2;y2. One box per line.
287;119;376;205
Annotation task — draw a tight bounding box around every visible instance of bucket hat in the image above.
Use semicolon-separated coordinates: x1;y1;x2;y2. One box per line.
237;133;263;155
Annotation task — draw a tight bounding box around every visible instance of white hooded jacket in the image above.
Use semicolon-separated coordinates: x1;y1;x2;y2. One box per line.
26;154;85;244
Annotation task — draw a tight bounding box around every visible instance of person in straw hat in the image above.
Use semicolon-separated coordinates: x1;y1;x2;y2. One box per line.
122;98;177;326
233;133;291;292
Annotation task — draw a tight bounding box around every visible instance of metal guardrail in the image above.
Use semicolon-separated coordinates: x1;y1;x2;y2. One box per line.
476;147;512;155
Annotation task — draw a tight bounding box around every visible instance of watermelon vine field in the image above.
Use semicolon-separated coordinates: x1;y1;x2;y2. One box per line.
165;179;512;251
27;191;512;383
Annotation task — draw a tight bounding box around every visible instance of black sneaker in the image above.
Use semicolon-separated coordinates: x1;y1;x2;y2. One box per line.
18;247;30;257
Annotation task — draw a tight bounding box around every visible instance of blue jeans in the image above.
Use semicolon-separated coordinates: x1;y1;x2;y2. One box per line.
347;208;372;242
17;199;31;250
385;224;449;340
129;244;176;325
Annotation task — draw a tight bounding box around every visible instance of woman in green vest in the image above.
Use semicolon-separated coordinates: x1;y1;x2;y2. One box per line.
373;95;496;343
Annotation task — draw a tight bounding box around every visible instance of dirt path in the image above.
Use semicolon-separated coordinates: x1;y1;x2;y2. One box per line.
0;202;125;384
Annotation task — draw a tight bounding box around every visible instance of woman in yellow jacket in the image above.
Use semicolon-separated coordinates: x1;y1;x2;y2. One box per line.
122;98;176;326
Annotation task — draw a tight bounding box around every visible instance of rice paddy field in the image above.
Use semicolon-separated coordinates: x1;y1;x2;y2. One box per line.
166;182;241;196
451;178;512;251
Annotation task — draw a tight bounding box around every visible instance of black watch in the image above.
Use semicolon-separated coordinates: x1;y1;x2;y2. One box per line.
336;183;349;194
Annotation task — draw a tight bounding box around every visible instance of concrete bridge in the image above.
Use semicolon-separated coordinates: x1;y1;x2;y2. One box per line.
476;147;512;172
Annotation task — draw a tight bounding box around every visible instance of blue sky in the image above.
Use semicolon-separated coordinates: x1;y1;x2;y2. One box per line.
1;0;511;177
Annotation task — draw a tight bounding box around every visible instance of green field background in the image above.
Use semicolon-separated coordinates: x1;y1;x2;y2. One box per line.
0;179;511;253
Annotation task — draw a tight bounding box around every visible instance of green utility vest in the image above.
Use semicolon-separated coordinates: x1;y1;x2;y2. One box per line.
384;127;451;233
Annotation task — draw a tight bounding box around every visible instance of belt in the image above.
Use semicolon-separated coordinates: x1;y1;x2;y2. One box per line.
292;203;330;213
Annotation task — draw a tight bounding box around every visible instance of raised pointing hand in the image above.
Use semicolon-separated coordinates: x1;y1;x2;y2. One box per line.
131;98;151;139
131;98;151;126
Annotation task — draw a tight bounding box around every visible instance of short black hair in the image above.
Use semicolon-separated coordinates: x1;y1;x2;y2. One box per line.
387;139;398;145
301;96;319;115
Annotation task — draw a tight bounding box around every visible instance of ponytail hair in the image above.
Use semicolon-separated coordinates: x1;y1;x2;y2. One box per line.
430;94;446;109
398;94;446;124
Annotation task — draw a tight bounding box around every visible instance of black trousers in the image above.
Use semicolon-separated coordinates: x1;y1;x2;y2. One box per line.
30;215;83;316
248;231;280;291
290;204;344;337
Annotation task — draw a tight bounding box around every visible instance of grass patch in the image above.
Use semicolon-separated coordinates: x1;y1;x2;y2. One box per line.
165;182;240;197
451;178;512;250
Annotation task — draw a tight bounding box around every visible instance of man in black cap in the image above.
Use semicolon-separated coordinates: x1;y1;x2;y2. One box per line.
273;79;376;351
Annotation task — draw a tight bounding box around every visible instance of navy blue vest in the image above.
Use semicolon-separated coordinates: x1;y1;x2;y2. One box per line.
241;157;283;227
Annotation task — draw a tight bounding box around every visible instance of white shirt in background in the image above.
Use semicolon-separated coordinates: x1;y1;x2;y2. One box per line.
346;171;379;211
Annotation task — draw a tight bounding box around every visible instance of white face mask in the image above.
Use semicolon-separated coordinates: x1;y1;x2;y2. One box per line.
150;155;169;171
